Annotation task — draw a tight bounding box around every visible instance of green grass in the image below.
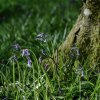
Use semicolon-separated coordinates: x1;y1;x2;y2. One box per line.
0;0;100;100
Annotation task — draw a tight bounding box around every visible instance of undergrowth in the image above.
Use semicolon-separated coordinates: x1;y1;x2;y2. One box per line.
0;0;99;100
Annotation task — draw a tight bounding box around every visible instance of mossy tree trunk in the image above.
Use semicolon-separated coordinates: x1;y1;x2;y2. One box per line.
43;0;100;70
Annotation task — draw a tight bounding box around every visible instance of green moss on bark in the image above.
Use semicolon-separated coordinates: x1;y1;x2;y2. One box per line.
42;0;100;69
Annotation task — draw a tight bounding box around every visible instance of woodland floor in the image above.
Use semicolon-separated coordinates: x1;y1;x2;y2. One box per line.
0;0;99;100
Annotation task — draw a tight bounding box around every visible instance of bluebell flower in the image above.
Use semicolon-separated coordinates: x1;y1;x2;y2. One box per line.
36;33;48;42
41;49;46;56
71;47;77;50
75;65;84;77
69;53;75;58
21;49;30;57
70;44;80;58
81;70;84;77
2;96;7;100
58;87;63;94
44;64;49;71
27;58;32;67
76;49;80;56
39;56;42;63
37;33;47;38
12;44;20;50
9;55;18;62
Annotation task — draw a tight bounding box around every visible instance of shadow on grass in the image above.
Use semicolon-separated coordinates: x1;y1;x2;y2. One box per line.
0;4;26;23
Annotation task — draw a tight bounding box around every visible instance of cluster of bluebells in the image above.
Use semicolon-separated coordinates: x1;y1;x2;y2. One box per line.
69;44;84;77
69;44;84;78
21;49;32;67
38;48;48;64
35;32;49;64
10;33;49;67
10;44;32;68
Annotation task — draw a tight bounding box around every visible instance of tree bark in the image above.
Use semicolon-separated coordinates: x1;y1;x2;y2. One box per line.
43;0;100;70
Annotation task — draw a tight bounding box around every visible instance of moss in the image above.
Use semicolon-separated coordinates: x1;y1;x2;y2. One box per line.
86;0;100;24
42;0;100;69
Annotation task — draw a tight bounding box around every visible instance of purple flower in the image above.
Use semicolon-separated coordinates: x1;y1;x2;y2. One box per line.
9;55;18;62
71;47;77;50
37;33;47;38
12;44;20;50
69;53;75;58
2;96;7;100
44;64;49;71
70;45;80;57
27;58;32;67
21;49;30;57
39;56;42;63
36;33;48;42
75;66;84;77
41;49;46;56
81;70;84;77
76;49;80;56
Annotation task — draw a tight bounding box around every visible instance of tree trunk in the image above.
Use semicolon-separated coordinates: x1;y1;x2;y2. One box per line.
43;0;100;70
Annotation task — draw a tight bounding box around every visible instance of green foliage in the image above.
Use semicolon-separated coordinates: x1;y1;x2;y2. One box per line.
0;0;99;99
